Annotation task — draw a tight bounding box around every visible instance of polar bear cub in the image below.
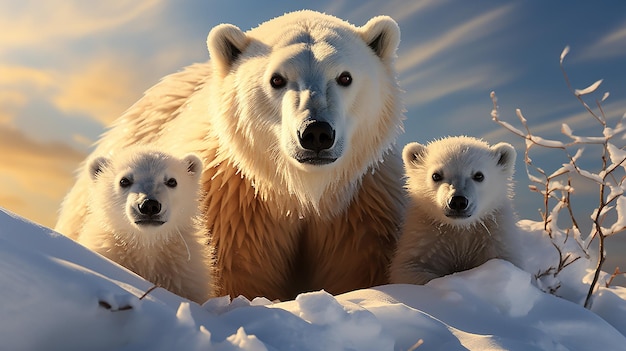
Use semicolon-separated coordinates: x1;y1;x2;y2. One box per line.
390;136;519;285
77;146;213;303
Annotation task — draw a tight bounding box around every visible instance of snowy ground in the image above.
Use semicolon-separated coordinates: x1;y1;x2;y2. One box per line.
2;207;626;351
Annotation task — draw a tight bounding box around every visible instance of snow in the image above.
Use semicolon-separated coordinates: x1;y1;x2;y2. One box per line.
560;46;570;64
2;207;626;351
574;79;603;97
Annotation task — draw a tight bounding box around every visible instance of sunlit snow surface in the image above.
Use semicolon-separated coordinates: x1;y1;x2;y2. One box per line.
1;208;626;351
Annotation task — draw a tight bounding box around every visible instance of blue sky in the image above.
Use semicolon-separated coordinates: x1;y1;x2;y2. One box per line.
1;0;626;271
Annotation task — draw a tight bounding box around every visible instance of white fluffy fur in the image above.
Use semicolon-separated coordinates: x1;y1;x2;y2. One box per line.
390;136;519;285
194;11;403;216
57;10;405;301
77;146;213;303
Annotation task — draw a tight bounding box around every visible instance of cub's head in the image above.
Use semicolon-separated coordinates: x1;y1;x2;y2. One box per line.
402;136;516;227
87;149;203;239
206;10;403;213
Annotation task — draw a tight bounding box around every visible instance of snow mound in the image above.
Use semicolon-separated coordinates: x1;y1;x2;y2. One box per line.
2;207;626;350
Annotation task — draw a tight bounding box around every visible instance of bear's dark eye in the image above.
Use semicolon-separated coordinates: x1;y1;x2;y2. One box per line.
473;172;484;182
165;178;177;188
119;177;132;188
432;172;443;182
270;74;287;89
336;71;352;87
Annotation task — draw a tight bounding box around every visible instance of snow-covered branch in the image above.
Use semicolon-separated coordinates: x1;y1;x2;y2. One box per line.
491;46;626;309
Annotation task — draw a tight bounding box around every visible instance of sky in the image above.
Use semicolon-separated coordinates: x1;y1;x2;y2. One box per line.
2;1;626;269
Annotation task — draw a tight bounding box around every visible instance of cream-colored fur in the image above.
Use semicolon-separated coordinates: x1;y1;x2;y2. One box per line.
77;147;213;303
56;10;405;301
390;136;518;285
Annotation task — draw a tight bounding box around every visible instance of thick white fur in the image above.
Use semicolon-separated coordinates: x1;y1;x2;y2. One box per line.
77;146;213;303
57;10;405;300
390;136;519;285
200;11;403;215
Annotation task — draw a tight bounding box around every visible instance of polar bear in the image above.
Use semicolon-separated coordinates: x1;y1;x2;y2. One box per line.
77;147;213;303
390;136;519;285
56;10;406;300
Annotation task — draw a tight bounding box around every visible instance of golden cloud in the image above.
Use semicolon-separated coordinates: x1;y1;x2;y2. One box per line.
0;126;86;228
0;64;56;125
0;65;54;87
52;57;146;126
0;1;163;48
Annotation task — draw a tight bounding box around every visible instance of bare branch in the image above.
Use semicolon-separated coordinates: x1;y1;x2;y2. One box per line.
492;46;626;310
606;267;625;288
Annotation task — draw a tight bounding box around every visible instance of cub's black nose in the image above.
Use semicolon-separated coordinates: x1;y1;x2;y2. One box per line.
138;199;161;216
448;196;469;211
298;121;335;152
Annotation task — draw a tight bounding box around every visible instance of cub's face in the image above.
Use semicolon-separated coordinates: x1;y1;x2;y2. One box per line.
205;11;403;210
88;151;202;239
403;138;516;227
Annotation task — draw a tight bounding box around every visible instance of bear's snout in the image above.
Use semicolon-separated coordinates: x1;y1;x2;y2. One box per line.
448;195;468;211
298;121;335;153
445;195;473;219
138;198;162;216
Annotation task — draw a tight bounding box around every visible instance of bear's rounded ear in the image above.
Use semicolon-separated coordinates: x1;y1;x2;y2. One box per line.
492;142;517;173
207;23;250;78
183;154;203;179
402;142;427;167
88;157;110;181
359;16;400;61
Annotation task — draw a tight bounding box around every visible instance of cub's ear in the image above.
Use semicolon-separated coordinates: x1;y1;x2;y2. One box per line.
207;23;250;78
402;142;427;168
88;157;110;181
492;142;517;174
183;154;203;179
359;15;400;62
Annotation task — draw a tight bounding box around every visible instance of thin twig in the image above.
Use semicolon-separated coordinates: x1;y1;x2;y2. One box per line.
491;47;626;310
605;267;625;288
139;284;159;300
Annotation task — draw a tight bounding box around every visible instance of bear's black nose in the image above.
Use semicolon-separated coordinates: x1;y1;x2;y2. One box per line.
298;121;335;152
138;199;162;216
448;196;469;211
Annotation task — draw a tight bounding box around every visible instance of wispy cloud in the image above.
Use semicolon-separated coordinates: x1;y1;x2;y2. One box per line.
0;0;194;143
0;91;26;125
0;65;54;87
578;22;626;62
402;63;517;107
382;0;445;23
0;64;55;124
337;0;445;24
396;4;515;73
392;4;517;108
0;1;163;48
0;57;147;147
52;57;148;126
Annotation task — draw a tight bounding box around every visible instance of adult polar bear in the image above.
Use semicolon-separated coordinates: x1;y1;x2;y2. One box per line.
56;10;406;301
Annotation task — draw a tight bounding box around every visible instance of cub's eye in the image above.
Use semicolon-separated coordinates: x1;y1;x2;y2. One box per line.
119;177;132;188
336;71;352;87
432;172;443;182
270;74;287;89
165;178;177;188
473;172;484;182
